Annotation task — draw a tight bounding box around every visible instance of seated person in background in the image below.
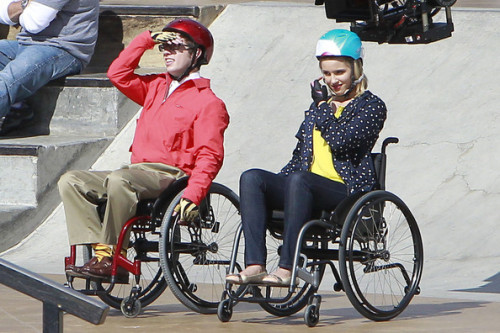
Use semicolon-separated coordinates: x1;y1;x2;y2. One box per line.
59;19;229;279
0;0;99;135
226;29;387;286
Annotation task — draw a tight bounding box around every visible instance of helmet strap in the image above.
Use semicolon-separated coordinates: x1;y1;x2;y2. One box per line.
169;47;202;82
330;73;365;98
351;73;365;87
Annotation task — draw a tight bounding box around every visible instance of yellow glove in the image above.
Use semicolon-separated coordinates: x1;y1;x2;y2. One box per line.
174;198;199;224
151;31;181;44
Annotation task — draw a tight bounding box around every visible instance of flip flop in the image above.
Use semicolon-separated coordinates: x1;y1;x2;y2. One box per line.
262;273;299;287
225;271;267;284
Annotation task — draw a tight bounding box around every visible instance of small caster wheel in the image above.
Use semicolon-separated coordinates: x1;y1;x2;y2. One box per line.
120;296;142;318
217;299;233;322
304;304;319;327
333;282;343;292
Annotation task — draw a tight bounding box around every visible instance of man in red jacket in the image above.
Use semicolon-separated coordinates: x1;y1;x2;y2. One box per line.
59;19;229;279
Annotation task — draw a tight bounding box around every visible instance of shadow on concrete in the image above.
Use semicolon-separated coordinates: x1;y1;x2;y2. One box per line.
104;303;190;318
0;88;61;139
230;294;490;327
85;10;124;74
456;271;500;294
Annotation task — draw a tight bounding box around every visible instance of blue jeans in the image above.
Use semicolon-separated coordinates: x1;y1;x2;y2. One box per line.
240;169;348;269
0;40;83;118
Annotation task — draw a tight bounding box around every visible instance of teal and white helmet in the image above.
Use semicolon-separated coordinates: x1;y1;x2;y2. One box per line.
315;29;363;60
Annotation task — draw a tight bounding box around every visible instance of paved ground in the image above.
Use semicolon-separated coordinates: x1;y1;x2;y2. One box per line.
1;274;500;333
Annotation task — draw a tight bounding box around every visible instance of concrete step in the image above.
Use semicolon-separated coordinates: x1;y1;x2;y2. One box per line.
0;136;111;252
0;3;224;252
0;136;111;205
31;74;139;137
2;4;224;70
86;4;225;71
0;73;141;136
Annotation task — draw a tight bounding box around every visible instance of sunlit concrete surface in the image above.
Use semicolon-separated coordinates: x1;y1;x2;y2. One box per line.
1;1;500;332
1;275;500;332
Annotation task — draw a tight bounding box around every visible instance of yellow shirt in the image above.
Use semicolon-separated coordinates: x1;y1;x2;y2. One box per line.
310;105;344;183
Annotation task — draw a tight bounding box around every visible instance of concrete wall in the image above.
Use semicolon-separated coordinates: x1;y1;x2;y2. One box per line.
2;3;500;301
205;3;500;300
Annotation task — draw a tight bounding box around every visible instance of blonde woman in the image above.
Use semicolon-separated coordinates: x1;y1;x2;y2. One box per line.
227;29;387;286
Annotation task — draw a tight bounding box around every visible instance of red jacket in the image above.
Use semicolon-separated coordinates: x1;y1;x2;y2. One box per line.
107;31;229;205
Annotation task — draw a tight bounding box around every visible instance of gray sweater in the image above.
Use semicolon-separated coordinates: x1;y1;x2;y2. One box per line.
17;0;99;67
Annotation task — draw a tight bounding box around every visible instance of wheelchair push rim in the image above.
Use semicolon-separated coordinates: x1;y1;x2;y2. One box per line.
339;190;423;321
159;182;241;314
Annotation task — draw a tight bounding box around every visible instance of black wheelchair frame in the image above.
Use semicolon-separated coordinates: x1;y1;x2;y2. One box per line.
218;137;424;326
64;177;241;317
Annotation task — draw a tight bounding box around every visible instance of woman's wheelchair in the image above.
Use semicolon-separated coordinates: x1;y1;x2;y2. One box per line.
64;177;241;317
218;137;424;326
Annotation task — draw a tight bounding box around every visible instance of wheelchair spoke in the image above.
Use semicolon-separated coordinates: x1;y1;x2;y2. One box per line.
340;191;423;321
160;183;242;313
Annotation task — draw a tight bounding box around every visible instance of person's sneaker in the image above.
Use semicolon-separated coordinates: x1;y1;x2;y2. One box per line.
0;101;34;135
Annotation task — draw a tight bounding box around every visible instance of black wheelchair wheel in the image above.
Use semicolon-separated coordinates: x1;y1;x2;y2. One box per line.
304;303;320;327
159;183;241;314
339;190;423;321
217;298;233;322
85;217;167;310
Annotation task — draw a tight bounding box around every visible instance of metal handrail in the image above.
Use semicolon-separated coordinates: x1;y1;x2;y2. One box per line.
0;258;108;333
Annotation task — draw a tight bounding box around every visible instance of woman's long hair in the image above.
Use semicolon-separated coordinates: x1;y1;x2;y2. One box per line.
352;58;368;97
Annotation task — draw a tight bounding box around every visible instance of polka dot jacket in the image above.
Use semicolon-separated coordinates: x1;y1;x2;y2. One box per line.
280;90;387;195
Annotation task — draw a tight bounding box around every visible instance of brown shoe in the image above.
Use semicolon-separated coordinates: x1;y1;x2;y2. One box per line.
66;257;99;277
82;256;129;282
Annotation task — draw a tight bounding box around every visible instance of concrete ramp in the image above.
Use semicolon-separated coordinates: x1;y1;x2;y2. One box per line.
2;2;500;302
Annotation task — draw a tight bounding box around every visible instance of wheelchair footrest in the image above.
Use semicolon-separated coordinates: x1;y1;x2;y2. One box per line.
66;271;130;284
74;288;103;296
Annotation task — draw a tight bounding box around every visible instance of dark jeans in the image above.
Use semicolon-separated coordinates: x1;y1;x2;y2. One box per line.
240;169;348;269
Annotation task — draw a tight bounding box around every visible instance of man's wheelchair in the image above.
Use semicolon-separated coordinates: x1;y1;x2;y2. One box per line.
217;137;423;326
64;177;241;317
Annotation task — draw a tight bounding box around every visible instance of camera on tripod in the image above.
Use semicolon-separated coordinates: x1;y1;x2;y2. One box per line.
316;0;457;44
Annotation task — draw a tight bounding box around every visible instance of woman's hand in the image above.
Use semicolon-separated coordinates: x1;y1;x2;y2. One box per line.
310;78;328;106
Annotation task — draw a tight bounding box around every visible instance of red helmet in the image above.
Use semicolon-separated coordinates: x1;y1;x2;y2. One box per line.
163;18;214;65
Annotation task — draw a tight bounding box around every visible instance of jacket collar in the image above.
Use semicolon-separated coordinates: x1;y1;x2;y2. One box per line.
164;73;210;91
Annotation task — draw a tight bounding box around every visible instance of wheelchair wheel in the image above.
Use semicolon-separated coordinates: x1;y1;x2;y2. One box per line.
85;216;167;310
339;190;423;321
159;183;241;313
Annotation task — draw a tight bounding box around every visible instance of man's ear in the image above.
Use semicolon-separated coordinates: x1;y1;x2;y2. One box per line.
195;48;202;62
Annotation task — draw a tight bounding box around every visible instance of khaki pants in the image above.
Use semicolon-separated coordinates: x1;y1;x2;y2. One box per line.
58;163;186;246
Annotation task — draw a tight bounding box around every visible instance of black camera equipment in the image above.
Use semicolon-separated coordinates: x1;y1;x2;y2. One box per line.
316;0;457;44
